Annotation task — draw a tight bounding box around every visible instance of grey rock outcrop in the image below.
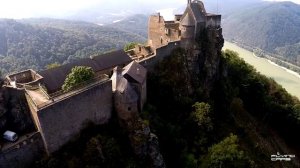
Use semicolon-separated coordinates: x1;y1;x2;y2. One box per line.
121;117;166;168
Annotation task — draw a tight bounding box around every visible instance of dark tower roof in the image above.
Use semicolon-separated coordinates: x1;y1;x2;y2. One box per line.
122;61;147;84
181;13;195;26
181;0;207;24
39;50;132;93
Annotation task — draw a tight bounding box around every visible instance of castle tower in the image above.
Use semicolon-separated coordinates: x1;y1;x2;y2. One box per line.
180;0;208;49
180;12;195;49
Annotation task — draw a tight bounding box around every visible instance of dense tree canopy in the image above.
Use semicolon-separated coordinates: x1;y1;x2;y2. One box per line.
62;66;95;91
191;102;213;131
201;134;251;168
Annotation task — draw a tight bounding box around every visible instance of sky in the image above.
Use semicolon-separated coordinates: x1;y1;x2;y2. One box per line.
0;0;299;19
0;0;185;19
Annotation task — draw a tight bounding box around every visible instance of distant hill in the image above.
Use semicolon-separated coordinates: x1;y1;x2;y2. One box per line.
222;1;300;65
106;14;148;38
0;18;146;76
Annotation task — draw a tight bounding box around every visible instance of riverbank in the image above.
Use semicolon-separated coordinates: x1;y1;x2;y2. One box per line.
228;41;300;74
252;52;300;79
223;41;300;100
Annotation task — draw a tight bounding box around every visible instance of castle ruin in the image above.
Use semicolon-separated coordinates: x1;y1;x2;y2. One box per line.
128;0;221;63
0;1;223;167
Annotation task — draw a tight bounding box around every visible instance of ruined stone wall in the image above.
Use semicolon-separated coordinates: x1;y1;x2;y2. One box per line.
36;80;112;154
165;22;181;42
0;132;45;168
148;15;181;51
133;45;153;58
140;41;181;69
169;28;180;42
148;15;178;49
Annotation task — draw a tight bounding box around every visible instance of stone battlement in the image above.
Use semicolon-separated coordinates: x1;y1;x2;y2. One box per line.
127;0;222;66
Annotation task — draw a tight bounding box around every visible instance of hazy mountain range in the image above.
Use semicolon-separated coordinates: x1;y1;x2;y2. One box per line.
0;18;146;76
222;1;300;65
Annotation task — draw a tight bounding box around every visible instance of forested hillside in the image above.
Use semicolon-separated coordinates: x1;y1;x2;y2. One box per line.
0;18;146;76
222;1;300;65
106;14;148;38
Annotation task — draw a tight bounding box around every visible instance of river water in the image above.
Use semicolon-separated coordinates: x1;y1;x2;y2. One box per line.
223;41;300;100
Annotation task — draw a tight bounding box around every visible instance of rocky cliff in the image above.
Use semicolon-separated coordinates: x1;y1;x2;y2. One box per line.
0;86;35;134
120;116;165;168
186;27;224;97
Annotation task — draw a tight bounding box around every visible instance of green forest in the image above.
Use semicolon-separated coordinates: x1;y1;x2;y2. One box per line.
222;1;300;66
33;49;300;168
0;18;146;76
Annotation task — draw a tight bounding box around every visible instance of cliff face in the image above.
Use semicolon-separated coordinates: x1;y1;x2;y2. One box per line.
119;116;165;168
201;28;224;93
0;86;35;134
186;27;224;96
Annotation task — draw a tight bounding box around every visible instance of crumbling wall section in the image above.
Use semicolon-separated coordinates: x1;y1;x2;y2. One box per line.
139;41;181;69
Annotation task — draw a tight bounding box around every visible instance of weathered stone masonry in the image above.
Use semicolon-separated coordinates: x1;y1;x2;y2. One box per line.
26;79;112;154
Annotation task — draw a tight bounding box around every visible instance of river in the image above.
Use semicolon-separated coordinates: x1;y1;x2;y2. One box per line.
223;41;300;100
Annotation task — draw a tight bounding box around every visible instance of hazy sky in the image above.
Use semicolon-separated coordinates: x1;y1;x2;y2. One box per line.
0;0;299;19
0;0;185;19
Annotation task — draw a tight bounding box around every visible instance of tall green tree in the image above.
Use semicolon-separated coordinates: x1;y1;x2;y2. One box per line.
62;66;95;91
191;102;213;131
124;42;138;52
201;134;252;168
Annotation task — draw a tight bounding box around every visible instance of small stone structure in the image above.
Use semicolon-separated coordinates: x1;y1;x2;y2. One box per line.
4;69;43;89
26;77;113;154
111;61;147;121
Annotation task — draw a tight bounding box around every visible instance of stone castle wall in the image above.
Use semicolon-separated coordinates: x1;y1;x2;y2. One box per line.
148;15;167;49
31;80;113;154
139;41;181;69
148;15;181;50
